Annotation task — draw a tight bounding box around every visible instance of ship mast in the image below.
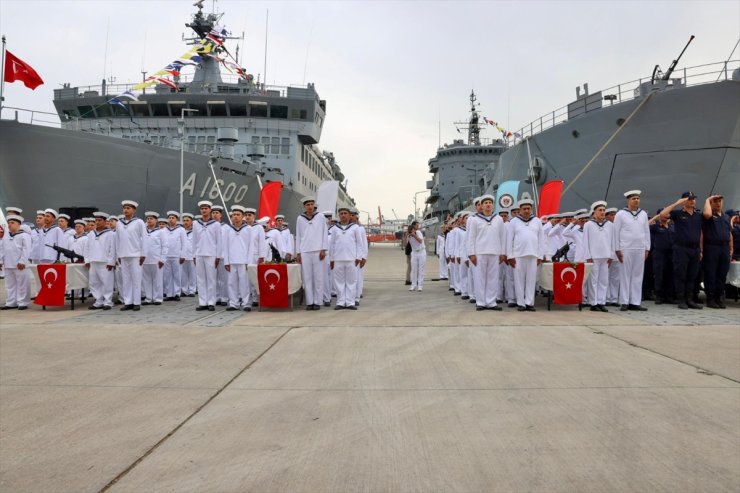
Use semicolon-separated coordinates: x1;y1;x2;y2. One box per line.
468;90;481;146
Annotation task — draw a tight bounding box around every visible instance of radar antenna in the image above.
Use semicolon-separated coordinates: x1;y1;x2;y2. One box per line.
452;90;483;146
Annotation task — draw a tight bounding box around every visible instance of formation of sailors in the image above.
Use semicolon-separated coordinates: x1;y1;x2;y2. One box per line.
432;191;736;311
0;196;369;312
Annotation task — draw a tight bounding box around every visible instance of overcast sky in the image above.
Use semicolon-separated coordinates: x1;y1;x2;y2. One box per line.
1;0;738;220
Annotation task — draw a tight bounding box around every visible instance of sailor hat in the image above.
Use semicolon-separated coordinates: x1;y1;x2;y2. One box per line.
574;208;588;216
230;205;245;213
498;208;510;214
211;205;224;212
575;212;590;220
322;210;334;216
460;211;471;217
36;210;45;216
58;213;70;221
6;214;23;223
93;212;109;219
590;201;607;212
74;220;86;226
301;196;316;204
517;199;534;208
480;194;495;203
473;197;482;205
257;216;270;225
337;206;351;213
44;208;59;218
121;200;138;208
561;211;575;218
145;211;159;218
5;207;22;214
84;217;95;222
166;210;180;218
243;207;256;214
157;217;167;223
197;200;213;208
194;215;202;220
116;215;124;220
681;191;697;199
605;207;618;214
510;205;520;211
624;190;641;198
275;214;285;220
182;213;194;219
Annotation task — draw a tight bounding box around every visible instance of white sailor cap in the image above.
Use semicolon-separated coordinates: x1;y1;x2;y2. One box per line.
517;199;534;208
230;205;245;213
93;212;109;219
498;208;510;214
5;207;22;214
605;207;618;214
337;206;351;213
561;211;575;218
74;219;85;226
275;214;285;220
144;211;159;218
211;205;224;212
624;190;641;198
460;211;471;217
590;200;607;212
473;196;482;205
84;217;95;222
182;213;194;219
194;215;202;220
58;213;70;221
116;214;124;220
350;209;359;215
480;194;495;203
322;210;334;216
574;208;588;216
121;200;138;208
36;210;45;216
44;208;58;218
243;207;256;215
197;200;212;208
575;212;590;220
301;196;316;204
6;214;23;223
166;210;180;218
257;216;270;225
157;217;167;223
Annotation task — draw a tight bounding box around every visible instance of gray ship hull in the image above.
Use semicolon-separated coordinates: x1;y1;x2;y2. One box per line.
491;80;740;213
0;120;308;221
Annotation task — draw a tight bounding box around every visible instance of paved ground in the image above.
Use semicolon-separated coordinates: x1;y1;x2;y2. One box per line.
1;244;738;492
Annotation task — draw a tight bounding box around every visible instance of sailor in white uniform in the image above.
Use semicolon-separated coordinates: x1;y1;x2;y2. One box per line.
116;200;146;311
496;209;510;303
446;214;461;295
69;220;88;258
274;215;294;261
351;209;368;306
141;212;165;305
57;214;75;247
296;197;328;310
613;190;650;311
605;207;621;306
161;211;186;301
210;205;229;306
0;215;31;310
456;212;471;299
223;205;253;311
243;208;266;306
39;209;67;263
264;217;282;262
583;201;614;311
330;207;364;309
506;199;545;311
322;211;335;306
84;217;96;233
467;194;506;310
563;211;590;303
181;213;196;297
84;212;117;310
408;220;426;291
193;200;221;311
29;210;45;264
436;226;448;280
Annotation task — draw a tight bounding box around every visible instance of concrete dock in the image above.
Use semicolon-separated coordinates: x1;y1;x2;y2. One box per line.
1;244;738;492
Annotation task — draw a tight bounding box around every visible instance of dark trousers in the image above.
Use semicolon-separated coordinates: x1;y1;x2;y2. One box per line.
652;249;673;299
702;244;730;299
673;245;700;301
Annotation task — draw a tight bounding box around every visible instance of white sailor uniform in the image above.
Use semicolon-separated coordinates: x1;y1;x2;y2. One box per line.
436;233;448;280
506;216;545;308
296;212;328;307
503;221;516;304
192;218;221;307
354;223;368;304
583;219;614;306
467;212;506;308
330;222;364;307
224;224;254;309
323;224;335;304
142;227;164;303
1;230;32;308
39;225;66;263
455;226;469;297
613;208;650;306
216;223;230;304
84;228;117;308
446;227;459;293
247;223;267;304
182;230;196;296
409;229;426;290
162;225;186;299
116;217;146;307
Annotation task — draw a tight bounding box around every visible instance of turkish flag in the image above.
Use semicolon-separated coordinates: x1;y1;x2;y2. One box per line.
553;262;584;305
4;50;44;90
258;263;289;308
258;181;283;227
538;180;564;218
34;264;67;306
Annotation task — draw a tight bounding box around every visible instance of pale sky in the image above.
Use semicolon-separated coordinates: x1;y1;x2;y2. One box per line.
1;0;738;221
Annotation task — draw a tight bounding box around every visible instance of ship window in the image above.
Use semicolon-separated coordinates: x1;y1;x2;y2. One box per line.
251;136;260;145
281;138;289;155
188;136;196;152
206;136;216;144
291;108;308;120
230;104;247;117
188;103;207;116
130;104;150;117
208;102;227;117
271;137;279;154
270;105;288;119
61;109;78;120
262;136;271;154
151;103;169;117
249;103;268;117
197;135;206;153
77;105;95;119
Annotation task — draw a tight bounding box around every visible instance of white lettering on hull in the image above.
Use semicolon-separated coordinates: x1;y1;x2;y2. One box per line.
181;172;250;201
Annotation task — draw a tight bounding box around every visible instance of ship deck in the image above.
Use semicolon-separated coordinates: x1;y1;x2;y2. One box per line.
1;244;739;492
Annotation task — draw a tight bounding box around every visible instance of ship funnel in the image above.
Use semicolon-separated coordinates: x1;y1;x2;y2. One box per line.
217;127;238;143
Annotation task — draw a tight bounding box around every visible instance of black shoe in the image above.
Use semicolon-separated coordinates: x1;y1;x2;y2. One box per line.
313;305;320;310
121;305;134;311
243;307;252;312
196;305;208;311
469;299;476;304
677;302;688;310
590;306;601;312
153;301;162;306
517;306;526;312
252;301;259;307
347;305;357;310
686;301;703;310
174;295;181;301
706;299;720;309
306;305;313;311
526;305;536;312
208;305;215;311
187;294;195;297
114;300;123;305
454;292;461;296
324;302;331;307
102;306;111;310
717;298;726;309
1;306;18;310
489;306;503;311
88;305;102;310
133;305;141;311
507;302;517;308
405;281;411;286
599;305;609;312
355;301;360;306
448;288;454;291
335;306;345;310
17;306;27;311
629;304;647;311
476;306;485;311
620;305;629;312
226;307;237;311
461;295;470;300
141;301;151;306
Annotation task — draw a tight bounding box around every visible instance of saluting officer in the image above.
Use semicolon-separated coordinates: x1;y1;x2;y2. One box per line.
296;197;328;310
116;200;146;311
701;195;732;308
330;207;363;309
84;212;117;310
193;200;221;311
613;190;650;311
583;201;614;312
648;208;675;304
142;212;165;305
506;199;545;311
467;194;506;311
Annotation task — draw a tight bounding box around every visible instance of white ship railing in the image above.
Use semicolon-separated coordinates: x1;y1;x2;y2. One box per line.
507;59;739;146
0;107;61;127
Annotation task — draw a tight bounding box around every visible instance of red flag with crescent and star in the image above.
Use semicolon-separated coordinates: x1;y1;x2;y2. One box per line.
4;50;44;90
553;262;584;305
257;263;289;308
258;181;283;228
34;264;66;306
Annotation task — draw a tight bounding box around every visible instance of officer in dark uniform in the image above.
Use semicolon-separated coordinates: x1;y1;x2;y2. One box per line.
659;191;703;310
728;210;740;261
701;195;732;308
649;208;675;304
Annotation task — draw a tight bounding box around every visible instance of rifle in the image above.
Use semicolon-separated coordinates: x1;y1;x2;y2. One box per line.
46;243;85;263
552;243;571;263
269;243;283;263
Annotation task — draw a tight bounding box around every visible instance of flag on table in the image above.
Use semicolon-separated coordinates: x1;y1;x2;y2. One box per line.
258;263;289;308
553;262;584;305
538;180;564;218
258;181;283;227
494;180;520;215
3;50;44;89
34;264;67;306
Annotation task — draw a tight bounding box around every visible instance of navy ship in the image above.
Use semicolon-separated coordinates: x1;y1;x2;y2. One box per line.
424;46;740;223
0;2;355;221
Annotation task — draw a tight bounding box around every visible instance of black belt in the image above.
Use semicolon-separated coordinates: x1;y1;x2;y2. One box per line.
704;240;729;246
675;242;699;248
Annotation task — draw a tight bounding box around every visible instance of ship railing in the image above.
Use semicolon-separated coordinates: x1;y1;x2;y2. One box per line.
507;59;739;146
0;106;62;128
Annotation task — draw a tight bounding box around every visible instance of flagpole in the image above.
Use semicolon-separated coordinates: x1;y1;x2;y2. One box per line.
1;35;7;117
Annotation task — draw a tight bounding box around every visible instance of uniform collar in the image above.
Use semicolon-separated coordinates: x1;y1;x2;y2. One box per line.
590;218;608;227
147;228;158;234
230;224;246;232
9;230;26;237
336;222;354;231
197;218;216;226
95;228;111;237
43;225;58;232
622;207;643;216
517;215;535;223
167;225;182;231
475;212;495;223
120;217;140;225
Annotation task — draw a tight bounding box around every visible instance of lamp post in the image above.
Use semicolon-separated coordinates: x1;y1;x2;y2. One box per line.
413;190;429;221
178;108;199;215
359;209;372;225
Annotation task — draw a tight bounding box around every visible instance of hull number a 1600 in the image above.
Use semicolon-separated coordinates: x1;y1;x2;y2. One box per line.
180;172;249;202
